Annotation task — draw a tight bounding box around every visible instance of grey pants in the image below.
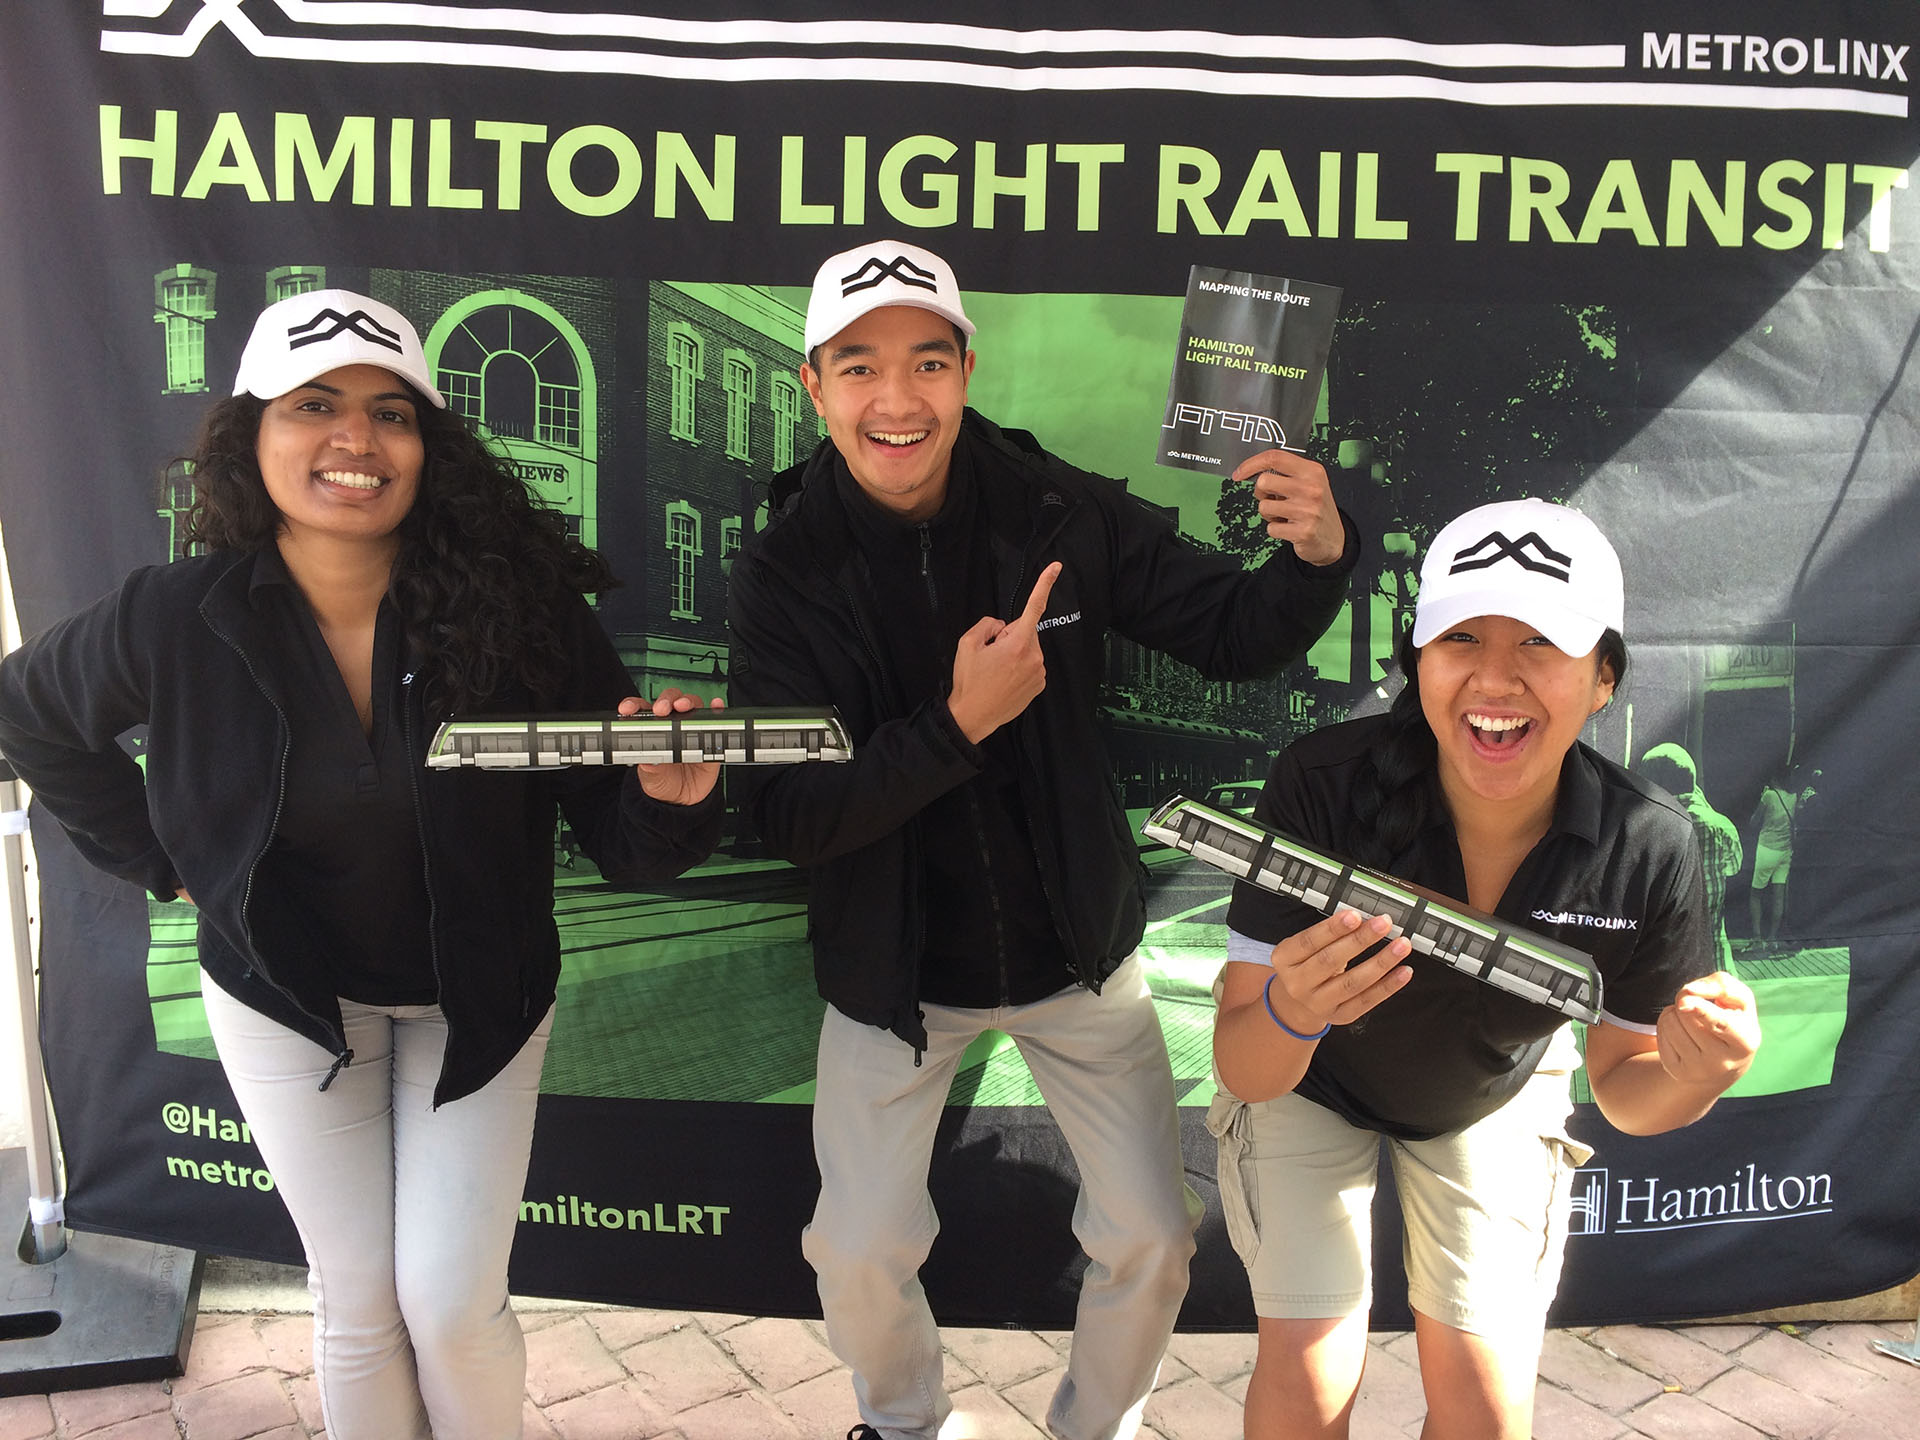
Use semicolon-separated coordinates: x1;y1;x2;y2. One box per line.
202;969;551;1440
803;957;1203;1440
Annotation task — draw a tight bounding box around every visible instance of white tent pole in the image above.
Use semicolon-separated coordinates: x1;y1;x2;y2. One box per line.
0;761;62;1262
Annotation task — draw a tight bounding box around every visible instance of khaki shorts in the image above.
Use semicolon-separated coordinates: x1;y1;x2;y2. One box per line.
1751;841;1792;888
1208;1029;1592;1339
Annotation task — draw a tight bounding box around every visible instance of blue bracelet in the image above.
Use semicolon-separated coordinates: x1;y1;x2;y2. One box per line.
1263;974;1331;1042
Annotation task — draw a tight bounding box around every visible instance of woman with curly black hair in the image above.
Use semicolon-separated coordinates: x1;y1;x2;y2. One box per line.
1210;499;1759;1440
0;289;723;1439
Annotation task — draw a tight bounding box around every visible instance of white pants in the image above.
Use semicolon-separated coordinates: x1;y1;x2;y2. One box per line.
201;969;550;1440
803;957;1203;1440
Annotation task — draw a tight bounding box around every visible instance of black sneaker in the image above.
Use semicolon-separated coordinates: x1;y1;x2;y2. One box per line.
846;1428;883;1440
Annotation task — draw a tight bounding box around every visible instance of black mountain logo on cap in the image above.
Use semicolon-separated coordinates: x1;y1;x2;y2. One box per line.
839;254;939;298
287;308;405;354
1448;530;1573;582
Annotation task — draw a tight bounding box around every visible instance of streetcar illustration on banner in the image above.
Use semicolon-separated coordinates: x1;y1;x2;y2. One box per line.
425;707;854;769
1142;794;1603;1023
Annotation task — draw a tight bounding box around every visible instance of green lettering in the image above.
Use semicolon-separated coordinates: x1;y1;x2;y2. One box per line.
100;104;178;197
475;120;548;211
1055;142;1124;230
1576;159;1658;244
842;135;868;226
878;135;958;228
1822;162;1847;249
779;135;835;224
1317;152;1341;238
1157;145;1222;234
390;118;414;207
1509;157;1575;242
428;118;483;209
1665;160;1746;246
182;113;269;201
275;114;376;204
1352;153;1408;240
1752;159;1813;249
1435;153;1502;241
655;131;735;221
1854;163;1908;253
1224;149;1309;237
972;140;1048;230
548;124;643;217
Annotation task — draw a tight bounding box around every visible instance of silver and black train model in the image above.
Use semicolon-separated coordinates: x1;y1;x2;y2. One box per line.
1143;794;1603;1024
425;707;853;769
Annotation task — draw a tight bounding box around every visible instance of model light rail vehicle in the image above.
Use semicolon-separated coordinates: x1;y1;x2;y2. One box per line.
426;708;854;769
1143;795;1603;1024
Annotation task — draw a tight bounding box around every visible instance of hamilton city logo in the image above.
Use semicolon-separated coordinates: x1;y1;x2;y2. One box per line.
286;308;405;355
1447;530;1573;582
839;254;940;298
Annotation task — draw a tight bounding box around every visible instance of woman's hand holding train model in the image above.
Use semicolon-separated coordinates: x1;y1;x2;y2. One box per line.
618;689;725;807
1214;911;1413;1104
1267;909;1414;1035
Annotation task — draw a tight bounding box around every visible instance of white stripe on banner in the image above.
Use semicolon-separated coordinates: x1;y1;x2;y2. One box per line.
110;0;1626;66
98;1;1909;118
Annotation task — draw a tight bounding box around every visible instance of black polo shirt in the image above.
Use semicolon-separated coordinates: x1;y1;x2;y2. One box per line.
247;548;437;1006
1226;714;1711;1140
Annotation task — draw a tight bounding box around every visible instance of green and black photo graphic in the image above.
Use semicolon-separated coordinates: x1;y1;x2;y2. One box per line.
132;272;1842;1107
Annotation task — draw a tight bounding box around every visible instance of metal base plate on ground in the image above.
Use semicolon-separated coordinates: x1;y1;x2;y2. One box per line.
0;1147;201;1395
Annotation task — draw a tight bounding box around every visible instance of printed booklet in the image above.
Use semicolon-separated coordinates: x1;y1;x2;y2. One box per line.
1158;266;1342;474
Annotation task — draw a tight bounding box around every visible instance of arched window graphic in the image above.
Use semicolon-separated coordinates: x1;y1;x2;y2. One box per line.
667;324;703;442
772;375;803;471
484;350;540;439
434;303;582;449
424;291;599;550
666;501;703;619
265;266;325;303
723;352;755;460
153;264;217;395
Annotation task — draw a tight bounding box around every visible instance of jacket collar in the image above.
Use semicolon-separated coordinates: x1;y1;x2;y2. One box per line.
767;409;1079;588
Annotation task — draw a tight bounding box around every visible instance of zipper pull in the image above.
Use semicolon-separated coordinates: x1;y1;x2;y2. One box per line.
318;1048;355;1092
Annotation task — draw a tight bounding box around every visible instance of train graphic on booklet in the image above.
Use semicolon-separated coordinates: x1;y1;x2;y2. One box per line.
425;707;854;769
1142;794;1603;1024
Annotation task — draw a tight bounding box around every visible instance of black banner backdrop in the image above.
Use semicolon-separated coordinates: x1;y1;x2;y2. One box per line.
1;3;1915;1327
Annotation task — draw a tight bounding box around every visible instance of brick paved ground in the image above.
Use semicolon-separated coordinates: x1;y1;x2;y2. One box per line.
0;1261;1914;1438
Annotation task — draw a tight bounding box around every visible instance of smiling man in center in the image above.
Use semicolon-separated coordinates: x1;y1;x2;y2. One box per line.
726;239;1361;1440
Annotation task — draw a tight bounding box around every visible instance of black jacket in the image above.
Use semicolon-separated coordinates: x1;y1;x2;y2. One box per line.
727;410;1357;1050
0;550;722;1105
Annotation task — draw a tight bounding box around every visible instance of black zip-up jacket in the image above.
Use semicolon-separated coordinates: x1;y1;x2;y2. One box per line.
727;410;1358;1051
0;550;722;1105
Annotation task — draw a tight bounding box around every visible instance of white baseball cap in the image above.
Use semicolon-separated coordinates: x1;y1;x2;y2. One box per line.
234;288;447;408
1411;498;1624;656
803;240;976;354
